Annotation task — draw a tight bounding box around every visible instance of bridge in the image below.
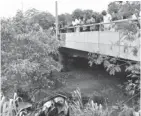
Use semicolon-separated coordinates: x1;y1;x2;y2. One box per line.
59;18;140;62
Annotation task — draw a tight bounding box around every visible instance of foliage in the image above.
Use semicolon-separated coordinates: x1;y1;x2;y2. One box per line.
72;9;84;19
108;2;121;14
25;8;55;30
1;9;62;100
69;88;110;116
0;92;32;116
31;11;55;30
83;10;94;19
58;13;73;26
61;9;102;24
1;89;140;116
88;54;121;76
108;1;140;20
69;88;141;116
88;1;140;96
93;12;103;23
88;54;140;96
125;63;140;95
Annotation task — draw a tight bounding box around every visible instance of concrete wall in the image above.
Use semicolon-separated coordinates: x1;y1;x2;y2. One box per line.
60;31;140;61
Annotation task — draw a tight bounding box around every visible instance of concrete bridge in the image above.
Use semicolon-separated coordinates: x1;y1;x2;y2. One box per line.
59;18;140;63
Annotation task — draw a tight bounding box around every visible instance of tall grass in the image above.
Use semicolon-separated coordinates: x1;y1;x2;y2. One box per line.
0;92;32;116
69;88;112;116
1;88;140;116
69;88;140;116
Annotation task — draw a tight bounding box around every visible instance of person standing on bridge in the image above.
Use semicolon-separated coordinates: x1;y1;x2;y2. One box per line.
102;10;112;31
79;16;85;32
82;16;88;32
72;18;81;32
76;18;81;32
90;15;96;31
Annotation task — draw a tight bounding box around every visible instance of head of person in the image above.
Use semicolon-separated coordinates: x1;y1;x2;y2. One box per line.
102;10;107;16
80;16;83;20
118;1;123;4
75;17;79;20
72;17;75;21
92;15;96;19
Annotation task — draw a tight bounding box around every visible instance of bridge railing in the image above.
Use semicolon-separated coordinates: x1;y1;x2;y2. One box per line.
59;17;141;33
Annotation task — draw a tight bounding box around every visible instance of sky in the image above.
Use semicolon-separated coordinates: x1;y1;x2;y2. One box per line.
0;0;112;18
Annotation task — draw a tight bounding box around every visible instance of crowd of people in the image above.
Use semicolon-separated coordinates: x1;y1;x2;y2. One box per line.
58;10;141;33
71;15;100;32
59;13;102;33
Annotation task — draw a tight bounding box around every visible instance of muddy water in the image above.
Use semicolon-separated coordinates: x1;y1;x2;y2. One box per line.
54;57;131;106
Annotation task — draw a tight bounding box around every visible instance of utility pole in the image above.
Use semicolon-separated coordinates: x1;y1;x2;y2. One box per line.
55;1;59;39
21;0;23;12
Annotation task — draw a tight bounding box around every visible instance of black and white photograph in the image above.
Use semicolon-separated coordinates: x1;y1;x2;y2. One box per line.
0;0;141;116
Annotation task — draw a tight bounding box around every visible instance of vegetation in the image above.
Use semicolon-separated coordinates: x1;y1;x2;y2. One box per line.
1;9;62;101
1;88;140;116
0;92;33;116
108;1;140;19
1;1;140;116
59;13;73;26
69;88;139;116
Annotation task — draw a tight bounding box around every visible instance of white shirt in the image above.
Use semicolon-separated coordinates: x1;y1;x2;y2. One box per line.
132;14;137;19
75;19;80;25
103;14;112;23
72;21;76;26
72;19;80;26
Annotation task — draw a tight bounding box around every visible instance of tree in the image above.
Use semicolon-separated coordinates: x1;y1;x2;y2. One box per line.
83;10;93;19
72;9;84;19
58;13;72;26
131;1;140;13
92;12;103;23
120;2;134;19
25;8;39;17
1;10;62;100
65;13;73;25
108;2;121;14
108;1;140;20
25;8;55;30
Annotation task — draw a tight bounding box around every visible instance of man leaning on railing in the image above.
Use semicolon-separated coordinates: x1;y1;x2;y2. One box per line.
101;10;112;31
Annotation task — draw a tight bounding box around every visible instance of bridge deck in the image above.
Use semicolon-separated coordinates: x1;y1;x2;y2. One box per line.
59;18;140;61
